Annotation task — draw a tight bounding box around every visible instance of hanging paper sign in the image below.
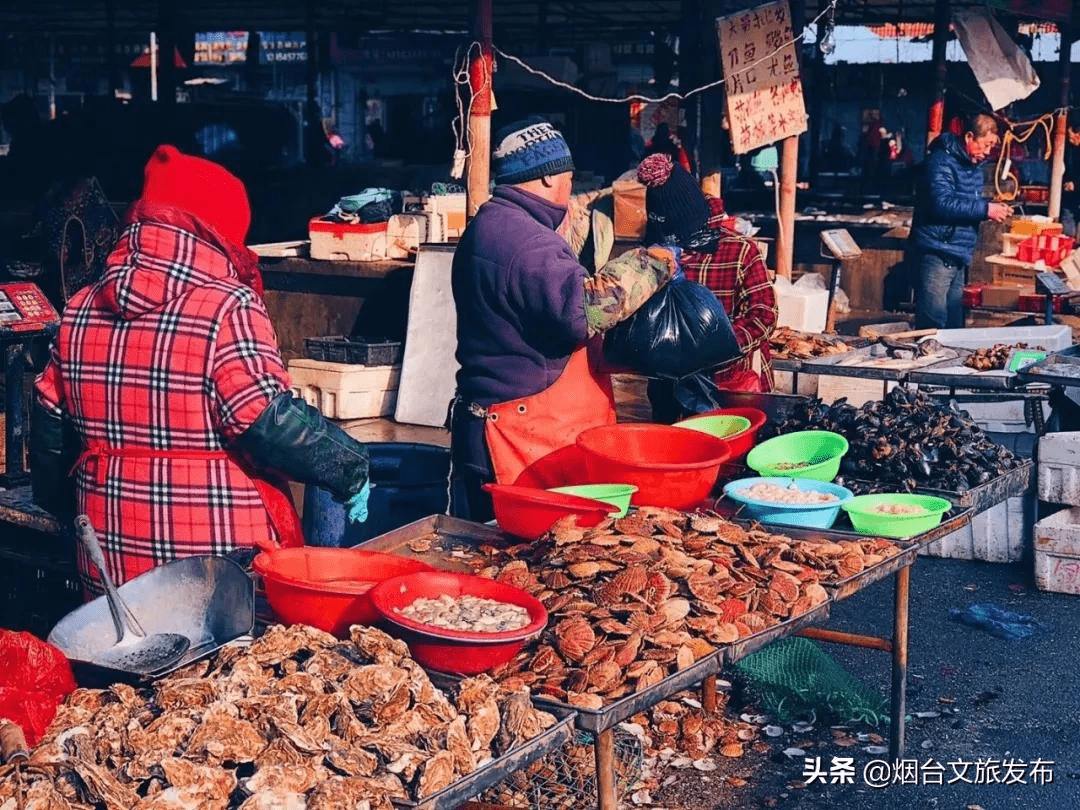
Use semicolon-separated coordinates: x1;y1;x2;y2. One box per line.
716;0;807;155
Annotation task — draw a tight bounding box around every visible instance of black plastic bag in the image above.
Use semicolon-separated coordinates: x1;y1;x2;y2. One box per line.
603;274;741;379
646;373;727;423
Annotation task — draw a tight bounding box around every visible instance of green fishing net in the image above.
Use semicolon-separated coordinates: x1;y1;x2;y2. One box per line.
734;637;889;726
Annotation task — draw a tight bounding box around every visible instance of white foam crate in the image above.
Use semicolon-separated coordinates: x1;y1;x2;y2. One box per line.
1034;507;1080;594
773;369;819;397
287;359;400;420
816;375;897;407
930;325;1072;352
919;493;1031;562
1038;432;1080;506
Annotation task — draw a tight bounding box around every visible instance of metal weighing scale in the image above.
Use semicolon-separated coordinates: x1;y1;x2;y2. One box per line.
0;282;60;487
819;228;861;332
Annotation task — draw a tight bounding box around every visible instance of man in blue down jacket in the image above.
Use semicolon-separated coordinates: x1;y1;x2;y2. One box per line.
449;118;677;520
908;113;1011;329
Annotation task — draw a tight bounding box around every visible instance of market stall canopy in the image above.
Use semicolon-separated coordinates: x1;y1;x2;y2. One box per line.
130;47;188;69
0;0;1074;45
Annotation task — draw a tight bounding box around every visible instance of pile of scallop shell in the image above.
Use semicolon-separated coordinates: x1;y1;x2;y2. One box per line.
0;625;557;810
482;507;901;709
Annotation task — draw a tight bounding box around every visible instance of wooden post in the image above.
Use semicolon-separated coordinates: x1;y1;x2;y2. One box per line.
927;0;950;145
466;0;494;218
776;136;799;279
1049;19;1072;221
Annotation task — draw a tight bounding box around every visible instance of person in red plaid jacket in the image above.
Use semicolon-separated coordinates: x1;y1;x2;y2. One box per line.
30;145;371;595
636;153;777;418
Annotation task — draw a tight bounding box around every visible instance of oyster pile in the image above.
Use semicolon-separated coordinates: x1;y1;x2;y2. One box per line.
770;327;852;360
480;508;900;708
398;594;531;633
0;625;557;810
768;387;1022;493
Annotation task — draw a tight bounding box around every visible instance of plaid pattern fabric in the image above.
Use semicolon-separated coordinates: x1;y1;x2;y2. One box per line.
35;218;290;592
680;198;778;390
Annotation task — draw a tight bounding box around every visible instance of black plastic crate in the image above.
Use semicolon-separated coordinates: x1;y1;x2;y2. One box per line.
346;338;403;365
305;336;402;366
304;336;351;363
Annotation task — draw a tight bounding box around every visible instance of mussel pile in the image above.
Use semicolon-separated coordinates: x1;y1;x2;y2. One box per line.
766;388;1022;494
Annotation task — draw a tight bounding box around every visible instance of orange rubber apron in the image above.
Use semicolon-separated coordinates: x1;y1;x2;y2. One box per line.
72;443;305;551
483;343;616;485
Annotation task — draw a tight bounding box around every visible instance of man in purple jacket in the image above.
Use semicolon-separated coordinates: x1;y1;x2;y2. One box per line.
450;118;675;520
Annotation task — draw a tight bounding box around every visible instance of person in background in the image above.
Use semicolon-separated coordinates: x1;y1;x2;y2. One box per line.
908;112;1011;329
449;118;678;521
31;145;371;595
636;152;777;418
645;123;693;174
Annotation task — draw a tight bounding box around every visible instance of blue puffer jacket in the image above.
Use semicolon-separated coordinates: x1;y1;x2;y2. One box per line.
909;132;990;264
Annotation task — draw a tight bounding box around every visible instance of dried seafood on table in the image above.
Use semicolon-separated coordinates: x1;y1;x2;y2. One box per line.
483;508;902;706
769;327;853;360
0;625;558;810
962;342;1034;371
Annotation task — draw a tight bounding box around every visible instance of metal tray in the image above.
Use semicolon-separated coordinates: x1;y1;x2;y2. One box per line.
396;702;576;810
907;363;1019;391
1016;345;1080;388
799;344;962;381
838;460;1032;513
533;649;723;734
353;513;521;570
771;336;871;373
726;600;831;664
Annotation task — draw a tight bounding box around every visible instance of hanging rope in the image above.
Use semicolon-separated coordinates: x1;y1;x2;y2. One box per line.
994;113;1055;201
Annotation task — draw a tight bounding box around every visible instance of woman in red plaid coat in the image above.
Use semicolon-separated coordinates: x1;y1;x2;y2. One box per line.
636;153;778;419
31;146;371;595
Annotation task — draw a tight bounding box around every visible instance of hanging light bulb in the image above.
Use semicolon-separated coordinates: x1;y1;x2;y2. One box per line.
819;24;836;55
819;2;837;56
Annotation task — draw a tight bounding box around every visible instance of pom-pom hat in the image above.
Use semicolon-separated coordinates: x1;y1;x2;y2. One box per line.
492;118;575;185
637;153;710;247
139;145;251;248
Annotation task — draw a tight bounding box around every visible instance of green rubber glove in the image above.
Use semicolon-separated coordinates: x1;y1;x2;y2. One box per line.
347;481;371;524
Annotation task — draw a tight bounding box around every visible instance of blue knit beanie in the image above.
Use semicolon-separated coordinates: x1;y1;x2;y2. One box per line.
491;118;575;185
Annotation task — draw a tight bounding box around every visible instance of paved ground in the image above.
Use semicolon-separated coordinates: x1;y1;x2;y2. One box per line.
653;554;1080;810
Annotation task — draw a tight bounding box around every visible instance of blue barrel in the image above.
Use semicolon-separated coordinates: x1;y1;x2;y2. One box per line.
302;442;450;547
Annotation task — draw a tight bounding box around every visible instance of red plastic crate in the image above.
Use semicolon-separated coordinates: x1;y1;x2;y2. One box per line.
1016;234;1074;268
1017;294;1064;314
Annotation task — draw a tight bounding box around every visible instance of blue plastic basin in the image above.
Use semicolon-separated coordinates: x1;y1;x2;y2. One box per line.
722;476;854;529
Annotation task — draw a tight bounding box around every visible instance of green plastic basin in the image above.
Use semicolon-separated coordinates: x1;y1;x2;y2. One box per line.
673;414;752;441
842;494;952;538
745;430;849;482
549;484;639;518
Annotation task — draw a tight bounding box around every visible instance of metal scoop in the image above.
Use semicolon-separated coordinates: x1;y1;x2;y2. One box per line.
75;515;191;675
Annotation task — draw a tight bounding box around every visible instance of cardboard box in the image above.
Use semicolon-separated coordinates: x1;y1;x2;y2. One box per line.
1010;217;1063;237
978;284;1028;310
612;176;647;239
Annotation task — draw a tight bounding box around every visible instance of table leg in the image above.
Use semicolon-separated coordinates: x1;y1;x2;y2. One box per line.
889;565;910;760
595;728;618;810
702;674;718;713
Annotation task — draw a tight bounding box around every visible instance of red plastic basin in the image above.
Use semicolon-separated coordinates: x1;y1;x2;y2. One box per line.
575;423;732;510
482;483;619;540
513;444;592;489
682;407;767;461
252;548;435;637
370;571;548;675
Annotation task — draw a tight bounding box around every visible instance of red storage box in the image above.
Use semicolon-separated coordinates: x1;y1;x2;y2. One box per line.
962;285;984;308
1016;234;1074;268
1017;294;1064;314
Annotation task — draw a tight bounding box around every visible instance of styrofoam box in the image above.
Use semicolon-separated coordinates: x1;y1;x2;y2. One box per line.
287;359;401;420
309;218;388;262
385;214;428;259
773;369;819;397
928;325;1072;352
955;397;1048;435
919;493;1031;562
1038;431;1080;506
1033;507;1080;594
426;193;466;237
774;283;828;334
